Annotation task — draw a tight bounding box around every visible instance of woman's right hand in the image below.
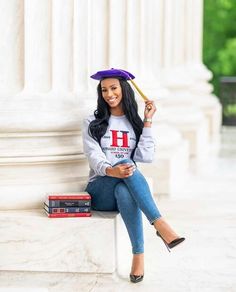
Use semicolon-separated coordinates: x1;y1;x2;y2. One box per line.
144;100;156;119
106;163;136;178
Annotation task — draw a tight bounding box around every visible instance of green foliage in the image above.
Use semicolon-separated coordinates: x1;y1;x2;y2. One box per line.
217;39;236;75
224;104;236;117
203;0;236;97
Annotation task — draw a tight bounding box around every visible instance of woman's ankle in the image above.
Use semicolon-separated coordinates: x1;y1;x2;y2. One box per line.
153;217;179;243
131;253;144;275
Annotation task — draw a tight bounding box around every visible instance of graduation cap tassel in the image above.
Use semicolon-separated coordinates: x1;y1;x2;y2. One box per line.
129;79;152;110
129;79;149;101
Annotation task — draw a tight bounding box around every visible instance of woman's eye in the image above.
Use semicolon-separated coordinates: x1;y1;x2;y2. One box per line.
101;89;107;92
111;87;117;90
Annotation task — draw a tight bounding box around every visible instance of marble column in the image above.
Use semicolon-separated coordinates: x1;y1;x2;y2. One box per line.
185;0;222;142
157;0;210;159
161;0;194;87
24;0;51;92
124;0;189;194
89;0;109;73
107;0;126;69
160;0;221;145
0;0;89;210
74;0;96;115
0;0;24;94
138;0;164;93
52;0;73;92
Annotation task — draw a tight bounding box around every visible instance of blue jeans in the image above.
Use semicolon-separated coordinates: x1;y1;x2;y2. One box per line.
85;159;162;254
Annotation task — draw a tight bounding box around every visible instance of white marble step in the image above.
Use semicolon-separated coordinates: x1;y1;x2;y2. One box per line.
0;209;118;274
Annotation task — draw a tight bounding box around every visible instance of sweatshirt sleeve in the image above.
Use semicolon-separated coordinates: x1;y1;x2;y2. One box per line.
82;117;112;176
133;127;155;163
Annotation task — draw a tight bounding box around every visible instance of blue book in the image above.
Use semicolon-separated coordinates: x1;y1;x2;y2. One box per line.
44;204;91;214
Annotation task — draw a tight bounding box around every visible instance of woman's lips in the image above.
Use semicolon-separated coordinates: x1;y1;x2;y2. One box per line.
107;97;117;102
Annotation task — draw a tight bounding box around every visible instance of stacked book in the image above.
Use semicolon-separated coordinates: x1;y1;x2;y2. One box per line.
44;192;91;218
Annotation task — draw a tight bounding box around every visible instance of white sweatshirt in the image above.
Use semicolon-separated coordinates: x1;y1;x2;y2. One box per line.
83;114;155;182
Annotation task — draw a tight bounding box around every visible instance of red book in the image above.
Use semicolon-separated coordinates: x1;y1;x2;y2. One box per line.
45;212;92;218
46;192;91;200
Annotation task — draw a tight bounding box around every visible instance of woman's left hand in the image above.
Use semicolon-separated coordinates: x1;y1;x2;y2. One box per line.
106;163;136;178
144;100;156;119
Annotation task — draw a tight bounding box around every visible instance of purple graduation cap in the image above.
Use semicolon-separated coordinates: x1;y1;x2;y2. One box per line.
90;68;135;80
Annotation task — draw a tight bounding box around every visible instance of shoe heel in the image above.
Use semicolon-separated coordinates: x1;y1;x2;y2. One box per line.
156;231;171;252
162;239;171;252
156;231;185;252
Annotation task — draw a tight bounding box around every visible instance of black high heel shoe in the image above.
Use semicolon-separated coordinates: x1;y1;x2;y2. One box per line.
156;231;185;252
130;274;144;283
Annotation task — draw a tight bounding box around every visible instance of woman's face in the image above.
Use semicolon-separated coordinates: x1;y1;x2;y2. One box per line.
101;78;123;111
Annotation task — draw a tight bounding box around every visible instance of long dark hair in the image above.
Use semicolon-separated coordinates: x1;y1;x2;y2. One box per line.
88;77;144;157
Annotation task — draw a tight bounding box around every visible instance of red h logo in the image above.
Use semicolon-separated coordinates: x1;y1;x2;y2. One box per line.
110;130;129;148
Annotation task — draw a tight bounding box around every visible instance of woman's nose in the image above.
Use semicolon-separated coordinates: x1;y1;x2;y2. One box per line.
107;89;113;97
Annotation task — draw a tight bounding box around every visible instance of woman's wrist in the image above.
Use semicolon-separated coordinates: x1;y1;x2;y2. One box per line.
143;117;152;127
143;118;152;123
105;166;113;176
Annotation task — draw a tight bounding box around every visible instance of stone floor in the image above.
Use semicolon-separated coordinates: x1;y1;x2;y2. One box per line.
0;126;236;292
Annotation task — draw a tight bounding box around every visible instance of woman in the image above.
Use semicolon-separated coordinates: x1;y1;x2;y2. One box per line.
83;68;185;283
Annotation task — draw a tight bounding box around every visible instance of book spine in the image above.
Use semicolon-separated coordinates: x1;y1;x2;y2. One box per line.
45;206;91;214
45;199;91;208
46;212;92;218
48;195;91;200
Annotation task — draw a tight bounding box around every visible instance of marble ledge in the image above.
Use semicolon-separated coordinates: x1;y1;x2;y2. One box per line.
0;209;119;274
0;271;123;292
